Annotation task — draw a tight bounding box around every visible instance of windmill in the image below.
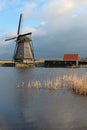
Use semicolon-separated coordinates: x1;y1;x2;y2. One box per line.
5;13;34;63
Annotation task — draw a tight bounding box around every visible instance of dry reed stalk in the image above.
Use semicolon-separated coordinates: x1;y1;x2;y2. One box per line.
63;74;87;96
27;77;61;90
18;74;87;96
28;81;41;89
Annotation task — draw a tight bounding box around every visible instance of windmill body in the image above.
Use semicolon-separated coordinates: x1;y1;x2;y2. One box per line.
5;14;34;63
14;36;34;63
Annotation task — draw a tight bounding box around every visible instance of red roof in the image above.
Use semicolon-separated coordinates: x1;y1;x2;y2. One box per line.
63;54;79;61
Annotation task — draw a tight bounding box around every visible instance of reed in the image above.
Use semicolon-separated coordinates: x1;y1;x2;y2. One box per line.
62;74;87;96
17;74;87;96
43;78;61;90
27;77;61;90
17;82;25;88
28;81;41;89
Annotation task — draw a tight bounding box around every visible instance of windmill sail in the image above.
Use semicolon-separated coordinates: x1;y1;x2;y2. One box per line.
5;36;17;41
17;13;22;35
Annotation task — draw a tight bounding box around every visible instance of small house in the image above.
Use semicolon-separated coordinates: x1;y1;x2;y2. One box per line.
63;54;79;67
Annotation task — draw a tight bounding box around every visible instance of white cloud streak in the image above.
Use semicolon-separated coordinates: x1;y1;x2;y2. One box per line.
20;2;37;20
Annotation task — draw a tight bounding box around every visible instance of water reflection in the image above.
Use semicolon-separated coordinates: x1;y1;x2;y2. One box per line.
0;67;87;129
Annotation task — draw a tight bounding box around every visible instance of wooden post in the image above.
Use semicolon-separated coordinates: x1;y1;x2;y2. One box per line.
76;60;78;67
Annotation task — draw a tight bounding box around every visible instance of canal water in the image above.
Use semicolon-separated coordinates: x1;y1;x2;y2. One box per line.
0;67;87;130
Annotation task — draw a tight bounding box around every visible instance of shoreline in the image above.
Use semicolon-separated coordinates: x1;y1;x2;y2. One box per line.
0;59;45;67
0;59;87;68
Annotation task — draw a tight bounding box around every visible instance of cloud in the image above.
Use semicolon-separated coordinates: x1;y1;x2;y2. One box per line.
20;2;37;20
29;0;87;58
31;0;87;37
2;0;87;38
1;0;87;59
41;0;74;18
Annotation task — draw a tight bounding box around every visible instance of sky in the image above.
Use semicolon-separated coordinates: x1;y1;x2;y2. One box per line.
0;0;87;59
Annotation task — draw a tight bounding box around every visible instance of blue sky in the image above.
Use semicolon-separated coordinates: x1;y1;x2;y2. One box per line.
0;0;42;31
0;0;87;59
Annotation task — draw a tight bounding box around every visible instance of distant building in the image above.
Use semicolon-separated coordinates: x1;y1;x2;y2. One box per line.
44;54;80;68
63;54;79;61
63;54;79;67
